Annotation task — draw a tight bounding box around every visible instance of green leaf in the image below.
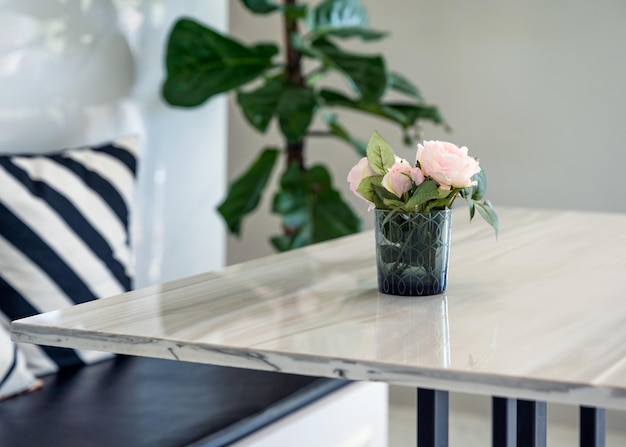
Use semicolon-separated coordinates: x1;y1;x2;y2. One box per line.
389;72;424;101
237;80;317;142
291;33;318;58
365;130;395;175
162;18;277;107
384;103;445;126
356;176;385;208
372;183;399;202
320;89;442;128
316;27;388;41
406;180;446;210
240;0;279;14
306;0;386;41
474;200;499;236
311;39;388;103
323;114;367;155
308;0;369;31
277;86;318;143
471;169;487;201
466;197;476;220
382;198;406;209
217;148;280;235
237;78;283;132
271;163;361;251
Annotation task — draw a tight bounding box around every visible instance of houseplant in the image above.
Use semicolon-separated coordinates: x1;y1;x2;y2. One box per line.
349;131;498;296
161;0;445;251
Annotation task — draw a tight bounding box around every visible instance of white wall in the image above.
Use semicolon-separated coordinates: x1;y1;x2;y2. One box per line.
227;0;626;264
0;0;228;286
120;1;229;285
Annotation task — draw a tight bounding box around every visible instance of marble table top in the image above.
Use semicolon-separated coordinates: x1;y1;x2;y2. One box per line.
12;208;626;410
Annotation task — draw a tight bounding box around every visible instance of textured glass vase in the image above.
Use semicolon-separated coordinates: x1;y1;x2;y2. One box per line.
374;209;452;296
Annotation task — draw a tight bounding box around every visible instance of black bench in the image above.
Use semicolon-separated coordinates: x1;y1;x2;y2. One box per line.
0;355;347;447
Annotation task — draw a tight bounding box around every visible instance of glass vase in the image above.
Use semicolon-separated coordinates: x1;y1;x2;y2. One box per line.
374;209;452;296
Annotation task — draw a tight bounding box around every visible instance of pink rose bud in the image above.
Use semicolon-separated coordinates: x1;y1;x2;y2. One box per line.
416;140;481;189
381;161;413;198
410;167;425;185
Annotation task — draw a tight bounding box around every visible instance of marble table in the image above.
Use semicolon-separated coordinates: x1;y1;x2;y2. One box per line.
12;207;626;446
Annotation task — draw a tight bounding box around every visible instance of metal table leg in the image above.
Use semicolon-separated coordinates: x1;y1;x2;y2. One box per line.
417;388;449;447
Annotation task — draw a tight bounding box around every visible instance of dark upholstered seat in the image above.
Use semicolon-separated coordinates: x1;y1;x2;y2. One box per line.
0;355;347;447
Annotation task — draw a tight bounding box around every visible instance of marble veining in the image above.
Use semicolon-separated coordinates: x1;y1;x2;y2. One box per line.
12;208;626;409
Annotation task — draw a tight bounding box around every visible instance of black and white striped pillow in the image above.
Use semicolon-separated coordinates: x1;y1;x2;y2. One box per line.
0;319;39;400
0;136;138;376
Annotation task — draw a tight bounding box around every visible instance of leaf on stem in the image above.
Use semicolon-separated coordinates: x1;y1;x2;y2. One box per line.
240;0;280;14
366;130;395;174
163;19;277;107
320;89;443;128
389;72;424;102
311;39;388;103
405;180;442;210
237;79;317;142
323;114;367;155
237;78;283;132
217;148;280;236
356;176;385;209
271;163;361;251
307;0;368;31
474;200;499;236
278;86;318;143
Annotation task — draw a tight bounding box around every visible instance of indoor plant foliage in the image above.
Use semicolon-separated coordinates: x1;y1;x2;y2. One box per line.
162;0;445;251
349;131;498;296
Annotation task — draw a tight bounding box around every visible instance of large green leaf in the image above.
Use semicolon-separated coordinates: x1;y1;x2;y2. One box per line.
240;0;279;14
163;18;278;107
271;163;360;251
320;89;443;127
217;148;280;236
386;102;444;126
323;113;367;155
238;79;317;142
389;72;424;101
316;27;388;41
312;39;387;103
307;0;368;31
306;0;386;40
237;78;283;132
277;86;318;143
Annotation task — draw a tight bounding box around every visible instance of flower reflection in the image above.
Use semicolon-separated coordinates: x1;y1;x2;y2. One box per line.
375;293;450;367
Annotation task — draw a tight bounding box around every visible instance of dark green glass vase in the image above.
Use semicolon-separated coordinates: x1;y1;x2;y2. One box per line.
374;209;452;296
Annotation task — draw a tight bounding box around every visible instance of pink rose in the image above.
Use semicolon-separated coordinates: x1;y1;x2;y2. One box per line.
416;140;481;190
381;160;413;198
347;157;377;208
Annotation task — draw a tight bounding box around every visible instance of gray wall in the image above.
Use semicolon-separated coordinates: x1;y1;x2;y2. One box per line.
227;0;626;265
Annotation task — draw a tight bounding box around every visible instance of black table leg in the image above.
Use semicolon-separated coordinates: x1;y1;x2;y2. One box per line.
493;396;517;447
580;406;605;447
417;388;449;447
517;399;547;447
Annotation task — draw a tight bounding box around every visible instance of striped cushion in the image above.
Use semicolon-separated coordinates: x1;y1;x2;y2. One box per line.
0;136;138;376
0;319;39;400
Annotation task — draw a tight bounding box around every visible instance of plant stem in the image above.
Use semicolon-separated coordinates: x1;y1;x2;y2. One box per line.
283;0;305;170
